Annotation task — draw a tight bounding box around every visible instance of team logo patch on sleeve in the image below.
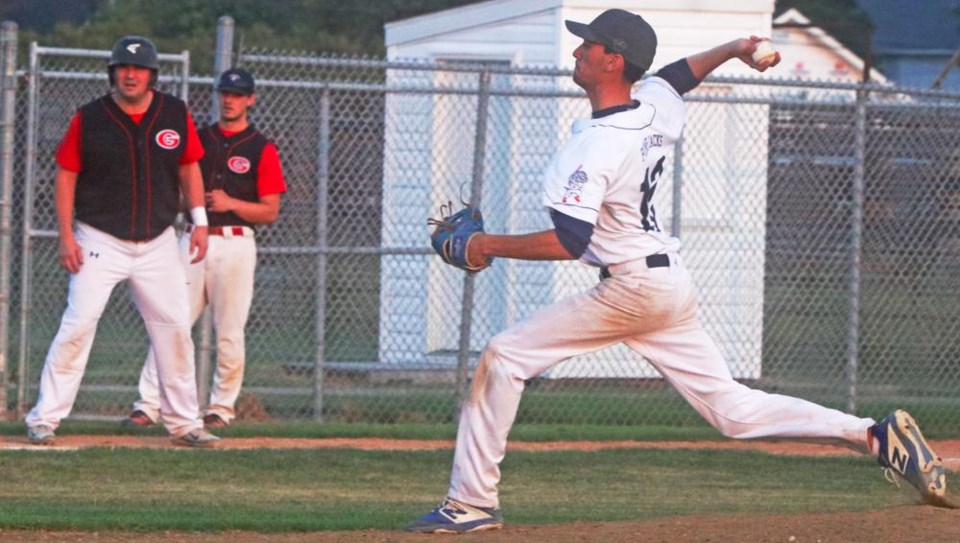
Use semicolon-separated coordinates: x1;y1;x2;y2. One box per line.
228;156;251;174
562;165;588;204
155;129;181;149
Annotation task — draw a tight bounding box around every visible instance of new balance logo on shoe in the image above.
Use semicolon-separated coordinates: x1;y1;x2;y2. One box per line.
441;502;468;518
886;431;909;475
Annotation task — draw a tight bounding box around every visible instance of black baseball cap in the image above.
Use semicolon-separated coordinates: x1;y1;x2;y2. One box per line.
216;68;255;95
565;9;658;71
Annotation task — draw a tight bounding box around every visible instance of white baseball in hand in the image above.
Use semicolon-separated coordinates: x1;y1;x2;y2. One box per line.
752;40;777;66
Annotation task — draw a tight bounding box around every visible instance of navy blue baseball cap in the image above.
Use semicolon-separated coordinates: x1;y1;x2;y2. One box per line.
216;68;255;95
565;9;658;71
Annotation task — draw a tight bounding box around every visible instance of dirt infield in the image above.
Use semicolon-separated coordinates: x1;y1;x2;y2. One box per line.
1;506;958;543
3;436;959;542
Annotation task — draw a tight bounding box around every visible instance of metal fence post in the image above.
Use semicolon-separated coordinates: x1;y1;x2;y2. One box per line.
16;42;40;416
179;50;190;102
454;69;492;417
314;86;331;421
845;86;868;414
211;16;234;122
0;21;18;417
193;15;235;409
671;136;684;237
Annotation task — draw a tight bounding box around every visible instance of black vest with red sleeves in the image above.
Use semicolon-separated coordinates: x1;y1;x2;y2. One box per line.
75;92;188;241
197;124;268;228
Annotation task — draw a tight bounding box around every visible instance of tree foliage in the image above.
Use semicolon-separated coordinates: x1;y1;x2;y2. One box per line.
3;0;921;72
4;0;483;72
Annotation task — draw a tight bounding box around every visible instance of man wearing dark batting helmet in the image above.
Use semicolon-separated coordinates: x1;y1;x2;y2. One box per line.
25;35;219;449
124;67;286;430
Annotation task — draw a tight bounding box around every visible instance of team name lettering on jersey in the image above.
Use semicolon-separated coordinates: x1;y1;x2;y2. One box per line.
641;134;663;162
155;129;181;150
562;165;588;204
228;156;251;174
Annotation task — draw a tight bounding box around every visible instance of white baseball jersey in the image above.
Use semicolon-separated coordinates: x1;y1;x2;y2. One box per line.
542;76;686;266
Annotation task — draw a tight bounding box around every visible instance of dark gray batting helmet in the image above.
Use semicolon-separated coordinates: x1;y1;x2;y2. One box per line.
108;36;159;70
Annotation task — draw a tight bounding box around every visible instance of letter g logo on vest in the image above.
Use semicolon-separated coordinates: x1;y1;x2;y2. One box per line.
228;156;251;174
155;129;181;150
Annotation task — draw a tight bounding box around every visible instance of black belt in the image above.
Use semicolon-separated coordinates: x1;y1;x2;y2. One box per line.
599;254;671;280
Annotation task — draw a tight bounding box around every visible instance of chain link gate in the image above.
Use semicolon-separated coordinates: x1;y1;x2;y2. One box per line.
3;19;960;433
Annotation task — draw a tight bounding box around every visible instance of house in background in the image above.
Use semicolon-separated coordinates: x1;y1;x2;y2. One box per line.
858;0;960;90
771;8;888;84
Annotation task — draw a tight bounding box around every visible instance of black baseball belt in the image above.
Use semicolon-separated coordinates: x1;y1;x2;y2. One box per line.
599;253;671;280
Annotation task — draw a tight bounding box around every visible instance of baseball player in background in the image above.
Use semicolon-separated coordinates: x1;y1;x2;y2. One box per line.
124;68;286;429
25;36;219;448
409;9;948;533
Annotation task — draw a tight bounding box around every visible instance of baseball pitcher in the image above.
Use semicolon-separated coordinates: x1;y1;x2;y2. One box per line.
410;9;949;533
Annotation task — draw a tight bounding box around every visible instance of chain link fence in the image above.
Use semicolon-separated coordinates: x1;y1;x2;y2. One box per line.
1;20;959;434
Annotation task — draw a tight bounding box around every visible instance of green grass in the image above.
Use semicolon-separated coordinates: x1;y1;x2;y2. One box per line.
0;447;908;532
11;376;960;436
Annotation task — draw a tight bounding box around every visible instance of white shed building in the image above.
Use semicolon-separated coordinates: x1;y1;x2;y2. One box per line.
377;1;877;379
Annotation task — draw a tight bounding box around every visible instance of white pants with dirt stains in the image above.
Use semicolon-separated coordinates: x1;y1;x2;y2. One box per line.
25;222;203;437
134;228;256;424
447;254;876;509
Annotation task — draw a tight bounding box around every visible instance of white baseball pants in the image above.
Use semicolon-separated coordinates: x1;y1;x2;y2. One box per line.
25;222;203;437
134;229;256;424
447;255;876;508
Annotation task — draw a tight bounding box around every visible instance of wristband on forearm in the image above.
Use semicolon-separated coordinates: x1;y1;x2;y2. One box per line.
190;206;208;226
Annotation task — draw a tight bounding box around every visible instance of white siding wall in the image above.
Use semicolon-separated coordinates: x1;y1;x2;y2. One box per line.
387;8;558;65
379;69;436;364
670;91;770;380
380;9;562;365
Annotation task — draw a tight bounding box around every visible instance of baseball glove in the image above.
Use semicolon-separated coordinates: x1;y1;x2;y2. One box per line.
428;200;491;272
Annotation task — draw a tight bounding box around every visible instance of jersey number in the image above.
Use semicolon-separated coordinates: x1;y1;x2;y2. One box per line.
639;156;665;231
